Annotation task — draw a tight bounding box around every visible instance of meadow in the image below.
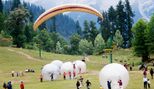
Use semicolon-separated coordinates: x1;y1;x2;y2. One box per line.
0;47;153;89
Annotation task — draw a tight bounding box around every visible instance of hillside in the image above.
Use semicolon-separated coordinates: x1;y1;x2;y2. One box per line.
1;47;154;89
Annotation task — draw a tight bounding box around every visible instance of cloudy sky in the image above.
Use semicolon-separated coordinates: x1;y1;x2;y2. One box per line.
22;0;154;21
24;0;136;11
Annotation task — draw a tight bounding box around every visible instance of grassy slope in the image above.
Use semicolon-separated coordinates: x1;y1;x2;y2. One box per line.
0;47;153;89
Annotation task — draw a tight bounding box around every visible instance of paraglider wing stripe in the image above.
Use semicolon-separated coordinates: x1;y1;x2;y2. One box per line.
34;5;103;30
38;6;100;22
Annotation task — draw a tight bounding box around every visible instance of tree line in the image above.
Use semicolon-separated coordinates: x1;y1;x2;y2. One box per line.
0;0;134;55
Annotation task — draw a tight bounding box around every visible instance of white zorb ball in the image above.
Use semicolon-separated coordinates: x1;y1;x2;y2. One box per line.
99;63;129;89
60;62;73;79
73;60;86;74
51;60;63;69
42;64;60;81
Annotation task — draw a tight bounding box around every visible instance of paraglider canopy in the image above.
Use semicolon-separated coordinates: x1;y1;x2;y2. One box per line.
99;63;129;89
33;4;103;30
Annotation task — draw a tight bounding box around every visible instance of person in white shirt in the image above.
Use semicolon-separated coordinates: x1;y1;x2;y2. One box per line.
143;77;148;89
147;79;150;88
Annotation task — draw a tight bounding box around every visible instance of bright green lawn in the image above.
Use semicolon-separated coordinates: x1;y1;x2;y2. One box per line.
0;47;154;89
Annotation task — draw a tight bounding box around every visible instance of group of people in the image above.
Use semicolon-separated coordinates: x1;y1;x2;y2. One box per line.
106;79;123;89
143;67;153;89
11;71;24;77
3;81;24;89
76;76;91;89
63;71;77;80
3;81;12;89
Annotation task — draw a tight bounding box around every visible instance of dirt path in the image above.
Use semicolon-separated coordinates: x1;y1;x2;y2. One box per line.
7;48;43;62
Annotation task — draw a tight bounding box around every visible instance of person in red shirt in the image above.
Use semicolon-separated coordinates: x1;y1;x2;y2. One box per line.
68;71;71;79
118;79;123;89
63;72;66;80
20;81;24;89
73;71;76;78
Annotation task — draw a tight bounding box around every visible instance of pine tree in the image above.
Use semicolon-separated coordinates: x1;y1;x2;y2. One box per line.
51;16;56;32
132;19;149;62
94;34;105;54
76;20;82;36
125;0;134;47
113;30;123;48
147;14;154;53
56;41;63;54
0;0;3;13
11;0;21;10
116;0;126;47
100;12;111;42
79;39;93;55
83;20;91;41
5;6;30;47
89;21;99;45
70;34;81;54
108;6;117;35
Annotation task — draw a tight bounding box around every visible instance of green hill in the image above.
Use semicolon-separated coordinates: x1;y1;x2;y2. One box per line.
0;47;153;89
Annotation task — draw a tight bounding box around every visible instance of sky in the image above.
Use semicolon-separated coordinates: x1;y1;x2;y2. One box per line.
24;0;136;11
22;0;154;21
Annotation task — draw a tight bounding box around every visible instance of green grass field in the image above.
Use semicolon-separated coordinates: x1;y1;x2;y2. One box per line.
0;47;154;89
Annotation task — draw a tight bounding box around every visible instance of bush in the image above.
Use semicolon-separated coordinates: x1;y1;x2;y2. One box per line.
0;36;12;46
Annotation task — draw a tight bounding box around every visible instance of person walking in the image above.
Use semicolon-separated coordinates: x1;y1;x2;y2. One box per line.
20;81;24;89
147;79;151;88
150;68;153;79
3;82;7;89
7;81;12;89
143;69;147;77
86;80;91;89
107;80;111;89
143;77;148;89
50;73;54;81
76;80;80;89
79;76;84;86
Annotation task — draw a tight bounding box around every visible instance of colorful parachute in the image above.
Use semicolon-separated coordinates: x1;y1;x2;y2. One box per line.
33;4;103;30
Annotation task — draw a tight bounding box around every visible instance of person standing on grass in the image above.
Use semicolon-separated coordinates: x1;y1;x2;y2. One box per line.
73;71;76;78
150;68;153;79
3;82;7;89
40;74;43;82
76;80;80;89
68;71;71;79
11;71;14;77
50;73;54;81
147;79;151;88
143;77;148;89
86;80;91;89
79;76;84;86
143;69;147;77
63;72;66;80
107;80;111;89
118;79;123;89
7;81;12;89
20;81;24;89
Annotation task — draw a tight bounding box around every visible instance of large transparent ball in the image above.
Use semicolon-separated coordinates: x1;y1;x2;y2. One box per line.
50;60;63;69
42;64;60;81
60;62;74;79
73;60;86;74
99;63;129;89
